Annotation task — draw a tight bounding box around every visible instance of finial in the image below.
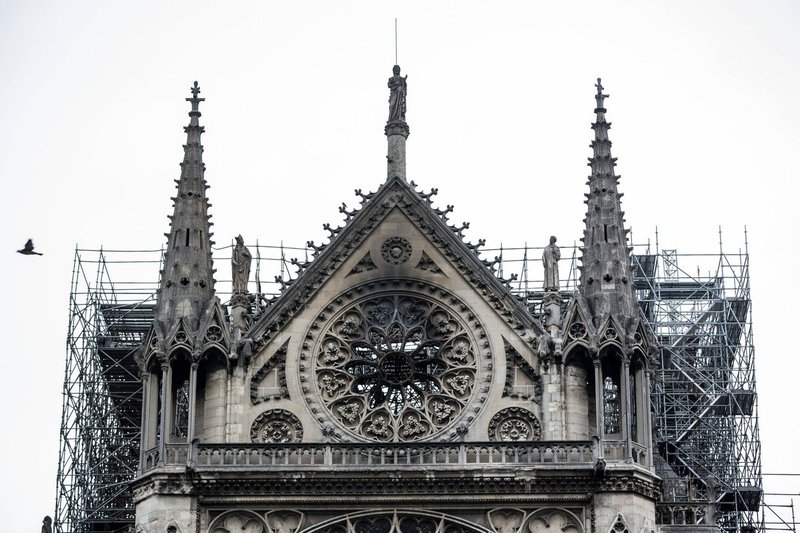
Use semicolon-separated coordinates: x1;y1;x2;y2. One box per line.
594;78;608;110
186;81;205;115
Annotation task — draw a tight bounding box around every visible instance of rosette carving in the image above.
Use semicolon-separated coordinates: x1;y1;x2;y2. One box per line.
488;407;542;442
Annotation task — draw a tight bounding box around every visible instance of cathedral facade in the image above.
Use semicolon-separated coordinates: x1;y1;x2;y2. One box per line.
132;68;659;533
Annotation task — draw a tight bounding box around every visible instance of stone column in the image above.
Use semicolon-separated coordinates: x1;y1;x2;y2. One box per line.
230;293;249;358
644;370;655;469
139;373;150;474
158;361;171;465
385;122;408;181
187;362;199;444
594;362;604;440
620;359;631;461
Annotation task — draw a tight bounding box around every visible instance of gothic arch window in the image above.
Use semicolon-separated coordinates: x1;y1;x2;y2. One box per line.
601;355;622;436
608;515;630;533
301;287;487;442
170;351;191;441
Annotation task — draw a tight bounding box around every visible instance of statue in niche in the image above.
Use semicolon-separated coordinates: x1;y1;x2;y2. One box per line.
542;236;561;291
387;65;407;123
232;234;252;295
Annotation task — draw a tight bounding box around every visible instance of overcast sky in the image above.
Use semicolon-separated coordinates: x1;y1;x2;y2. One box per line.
1;1;798;531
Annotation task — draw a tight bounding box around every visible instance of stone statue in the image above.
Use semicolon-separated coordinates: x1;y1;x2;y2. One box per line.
231;235;252;295
387;65;407;123
542;236;561;291
42;516;52;533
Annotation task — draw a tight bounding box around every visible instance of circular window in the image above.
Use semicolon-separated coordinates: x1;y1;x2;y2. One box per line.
305;290;484;441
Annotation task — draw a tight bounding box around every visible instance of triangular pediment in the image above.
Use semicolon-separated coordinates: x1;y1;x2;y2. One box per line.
561;294;595;351
246;177;543;350
197;298;231;355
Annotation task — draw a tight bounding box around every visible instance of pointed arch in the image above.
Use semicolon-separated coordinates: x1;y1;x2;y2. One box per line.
563;345;596;439
208;510;267;533
302;509;492;533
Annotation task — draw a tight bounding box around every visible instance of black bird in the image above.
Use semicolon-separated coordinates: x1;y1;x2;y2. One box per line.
17;239;43;256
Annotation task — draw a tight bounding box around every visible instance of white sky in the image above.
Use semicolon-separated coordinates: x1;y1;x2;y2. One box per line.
1;1;798;531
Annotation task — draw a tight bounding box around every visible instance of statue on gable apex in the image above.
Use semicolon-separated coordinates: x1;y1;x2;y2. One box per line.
232;234;252;295
542;236;561;292
388;65;407;123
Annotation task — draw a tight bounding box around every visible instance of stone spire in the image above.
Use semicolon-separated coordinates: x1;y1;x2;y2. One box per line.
153;81;216;340
385;64;409;181
578;79;638;324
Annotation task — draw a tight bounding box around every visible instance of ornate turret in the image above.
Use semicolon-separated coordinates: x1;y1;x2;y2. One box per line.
152;81;217;347
385;64;409;181
578;79;638;326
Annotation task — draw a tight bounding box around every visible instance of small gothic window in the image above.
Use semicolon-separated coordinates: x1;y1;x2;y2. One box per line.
603;376;620;434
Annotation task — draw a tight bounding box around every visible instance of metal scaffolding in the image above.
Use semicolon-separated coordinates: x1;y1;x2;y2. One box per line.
55;244;294;533
55;239;776;533
56;248;159;533
633;243;761;533
493;237;765;533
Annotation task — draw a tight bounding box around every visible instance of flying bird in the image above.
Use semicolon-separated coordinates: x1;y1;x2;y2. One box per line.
17;239;43;256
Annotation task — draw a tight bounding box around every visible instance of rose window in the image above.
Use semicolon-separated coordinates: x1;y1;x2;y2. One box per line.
312;293;479;441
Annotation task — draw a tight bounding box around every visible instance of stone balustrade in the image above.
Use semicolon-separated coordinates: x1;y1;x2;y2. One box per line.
140;440;655;475
194;441;596;469
656;502;710;526
142;441;599;473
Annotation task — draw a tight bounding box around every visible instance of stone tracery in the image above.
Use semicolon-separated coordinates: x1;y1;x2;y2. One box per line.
308;291;482;441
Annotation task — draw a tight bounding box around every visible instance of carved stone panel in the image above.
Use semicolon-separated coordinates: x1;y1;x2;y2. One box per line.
347;252;378;276
251;343;289;404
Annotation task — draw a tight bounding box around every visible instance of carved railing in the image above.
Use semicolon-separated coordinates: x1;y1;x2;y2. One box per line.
141;443;190;473
165;443;189;464
631;441;648;467
601;440;649;467
142;446;159;472
656;501;710;526
191;441;596;469
141;440;655;474
602;440;626;461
